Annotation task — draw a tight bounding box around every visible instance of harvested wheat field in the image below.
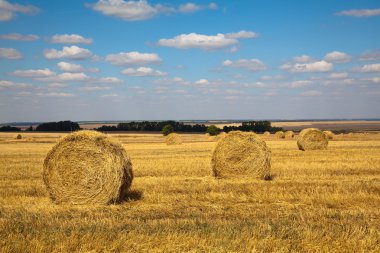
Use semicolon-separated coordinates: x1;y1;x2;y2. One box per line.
1;132;380;252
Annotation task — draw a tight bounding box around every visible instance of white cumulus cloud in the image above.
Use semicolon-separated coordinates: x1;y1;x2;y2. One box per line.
11;68;56;78
0;0;39;22
223;59;267;71
57;61;99;73
281;60;333;72
225;30;258;39
0;47;22;59
336;8;380;17
301;90;322;97
106;51;161;66
50;34;93;44
44;46;93;60
359;50;380;61
0;33;38;41
354;63;380;72
324;51;351;63
122;67;167;76
195;79;210;85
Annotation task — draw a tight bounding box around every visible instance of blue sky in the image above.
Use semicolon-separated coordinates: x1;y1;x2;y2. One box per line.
0;0;380;122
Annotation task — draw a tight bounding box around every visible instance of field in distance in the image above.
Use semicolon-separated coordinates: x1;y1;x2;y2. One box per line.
0;132;380;252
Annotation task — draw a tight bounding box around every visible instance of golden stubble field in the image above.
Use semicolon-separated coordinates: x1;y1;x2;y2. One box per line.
0;132;380;252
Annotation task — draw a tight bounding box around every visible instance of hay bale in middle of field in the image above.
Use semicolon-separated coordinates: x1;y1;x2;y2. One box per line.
166;133;182;145
16;134;22;139
297;128;328;151
275;131;285;139
323;130;334;140
263;131;271;136
211;131;271;179
284;131;294;138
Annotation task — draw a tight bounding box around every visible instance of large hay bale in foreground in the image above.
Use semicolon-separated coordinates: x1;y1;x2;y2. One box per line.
16;134;22;140
275;131;285;139
166;133;182;145
297;128;328;151
43;130;133;205
211;131;271;179
284;131;294;138
323;130;334;140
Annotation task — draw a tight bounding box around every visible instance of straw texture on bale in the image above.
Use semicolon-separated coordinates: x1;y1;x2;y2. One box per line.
214;132;227;141
16;134;22;139
297;128;328;151
263;131;270;136
323;130;334;140
43;130;133;205
166;133;182;145
275;131;285;139
284;131;294;138
211;131;271;179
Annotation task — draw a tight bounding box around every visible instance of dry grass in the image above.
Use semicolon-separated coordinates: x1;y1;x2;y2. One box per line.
0;132;380;252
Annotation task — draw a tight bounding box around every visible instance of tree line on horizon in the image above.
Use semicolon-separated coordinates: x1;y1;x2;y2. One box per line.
0;120;282;133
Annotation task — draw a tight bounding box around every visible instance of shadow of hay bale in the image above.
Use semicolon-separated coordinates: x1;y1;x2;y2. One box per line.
122;190;143;202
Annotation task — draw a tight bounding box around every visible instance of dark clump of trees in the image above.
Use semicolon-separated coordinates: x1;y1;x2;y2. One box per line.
35;121;81;132
206;125;221;136
96;121;208;133
162;124;174;136
0;125;21;132
223;121;282;133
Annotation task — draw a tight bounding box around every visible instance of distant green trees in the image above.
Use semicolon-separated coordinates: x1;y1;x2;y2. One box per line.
223;121;282;133
35;121;80;132
206;125;221;136
97;121;208;132
0;125;21;132
162;124;174;136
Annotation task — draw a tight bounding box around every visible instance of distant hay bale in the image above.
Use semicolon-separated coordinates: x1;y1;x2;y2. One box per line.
43;130;133;205
275;131;285;139
284;131;294;138
323;130;334;140
166;133;182;145
16;134;22;140
211;131;271;179
263;131;270;136
214;132;227;141
297;128;328;151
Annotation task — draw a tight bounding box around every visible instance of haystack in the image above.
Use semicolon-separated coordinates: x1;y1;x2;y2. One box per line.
275;131;285;139
323;130;334;140
284;131;294;138
43;130;133;205
211;131;271;179
16;134;22;140
297;128;328;151
263;131;270;136
214;131;227;141
166;133;182;145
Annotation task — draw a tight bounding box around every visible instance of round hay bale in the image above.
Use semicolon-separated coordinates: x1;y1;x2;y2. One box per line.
166;133;182;145
43;130;133;205
16;134;22;140
263;131;271;136
214;132;227;141
284;131;294;138
297;128;328;151
323;130;334;140
275;131;285;139
211;131;271;179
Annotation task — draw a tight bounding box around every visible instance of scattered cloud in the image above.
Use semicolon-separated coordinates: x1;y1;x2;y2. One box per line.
301;90;322;97
158;31;257;51
97;77;123;84
11;68;56;78
179;2;217;13
329;72;348;79
78;86;111;91
37;72;91;82
153;77;190;86
36;92;75;97
122;67;167;76
101;93;119;97
281;60;333;72
0;0;39;22
0;33;38;41
336;8;380;17
0;80;31;88
106;51;161;66
88;0;217;21
50;34;93;44
223;59;267;71
44;46;94;60
0;47;22;59
364;77;380;84
359;50;380;61
47;83;68;88
293;55;314;63
354;63;380;72
225;30;258;39
324;51;351;63
57;61;99;73
195;79;210;85
288;80;312;88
